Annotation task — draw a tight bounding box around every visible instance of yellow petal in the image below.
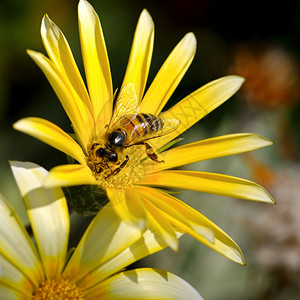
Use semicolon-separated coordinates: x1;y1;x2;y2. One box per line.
84;268;203;300
136;186;244;264
140;170;275;203
76;229;182;289
146;133;273;173
140;33;196;114
143;198;178;251
151;75;245;151
41;14;93;119
106;188;146;230
44;164;97;188
27;50;92;149
136;186;214;243
0;194;43;287
10;161;69;279
63;206;141;285
78;0;113;128
13;117;86;165
121;10;154;101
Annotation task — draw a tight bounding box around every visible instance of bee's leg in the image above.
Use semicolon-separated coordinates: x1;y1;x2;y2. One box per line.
112;155;129;176
144;143;164;163
104;164;113;179
95;164;103;174
128;142;164;163
106;155;129;179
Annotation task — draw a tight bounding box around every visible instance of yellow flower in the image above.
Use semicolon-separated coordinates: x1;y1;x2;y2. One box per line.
2;161;202;299
14;0;274;264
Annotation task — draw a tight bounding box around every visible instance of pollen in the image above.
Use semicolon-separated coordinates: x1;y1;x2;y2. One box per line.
32;278;84;300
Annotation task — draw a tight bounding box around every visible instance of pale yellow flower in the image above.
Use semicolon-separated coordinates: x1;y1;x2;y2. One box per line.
14;0;274;264
0;161;202;299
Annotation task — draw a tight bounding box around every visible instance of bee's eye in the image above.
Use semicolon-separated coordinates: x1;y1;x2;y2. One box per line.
108;153;118;162
109;131;125;147
96;147;106;157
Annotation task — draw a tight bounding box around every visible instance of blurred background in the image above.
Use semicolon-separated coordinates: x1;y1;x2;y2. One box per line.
1;0;300;299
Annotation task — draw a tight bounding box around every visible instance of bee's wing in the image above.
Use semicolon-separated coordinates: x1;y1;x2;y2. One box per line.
128;116;180;146
108;83;139;129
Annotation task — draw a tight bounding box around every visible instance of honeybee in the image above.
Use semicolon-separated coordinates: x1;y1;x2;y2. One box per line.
90;83;180;178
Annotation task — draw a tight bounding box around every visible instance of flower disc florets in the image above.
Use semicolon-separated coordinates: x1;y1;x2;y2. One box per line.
33;278;83;300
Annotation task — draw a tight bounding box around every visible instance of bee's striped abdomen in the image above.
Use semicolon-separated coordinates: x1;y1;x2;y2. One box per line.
136;113;163;135
144;113;163;133
120;113;164;144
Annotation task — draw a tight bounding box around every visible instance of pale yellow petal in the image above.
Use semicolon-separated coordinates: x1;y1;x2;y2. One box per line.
0;286;29;300
0;194;43;287
136;186;244;264
64;206;141;285
106;188;146;230
78;0;113;128
0;254;34;296
140;33;196;114
84;268;203;300
10;161;69;279
140;170;275;203
44;164;97;188
146;133;273;173
41;14;93;118
27;50;92;149
121;10;154;101
76;229;182;289
150;75;245;150
13;117;86;165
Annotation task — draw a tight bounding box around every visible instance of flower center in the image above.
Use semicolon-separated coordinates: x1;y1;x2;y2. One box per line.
32;278;83;300
87;143;146;190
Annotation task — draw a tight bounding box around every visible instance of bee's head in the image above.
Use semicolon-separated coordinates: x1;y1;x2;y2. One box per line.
95;147;118;162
